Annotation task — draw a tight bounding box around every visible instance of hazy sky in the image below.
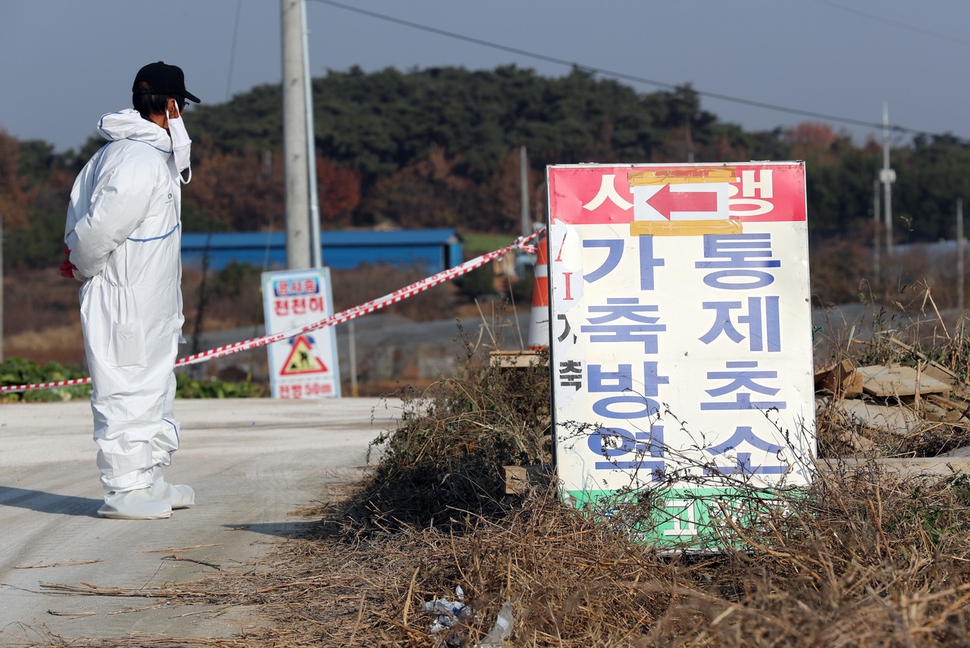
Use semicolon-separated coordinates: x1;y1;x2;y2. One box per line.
2;0;967;152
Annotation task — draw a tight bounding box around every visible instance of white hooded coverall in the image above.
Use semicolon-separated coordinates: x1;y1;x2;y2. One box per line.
64;109;185;493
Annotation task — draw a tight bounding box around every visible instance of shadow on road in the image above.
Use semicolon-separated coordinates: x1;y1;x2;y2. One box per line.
0;486;101;517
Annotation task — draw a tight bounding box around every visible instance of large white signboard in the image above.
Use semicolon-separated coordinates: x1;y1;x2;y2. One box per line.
548;162;815;546
262;268;341;399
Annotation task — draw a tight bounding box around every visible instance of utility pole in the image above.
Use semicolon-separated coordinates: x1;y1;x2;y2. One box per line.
957;198;967;309
302;0;322;269
534;181;546;227
281;0;311;269
881;102;896;257
872;180;880;280
520;146;530;237
0;212;4;364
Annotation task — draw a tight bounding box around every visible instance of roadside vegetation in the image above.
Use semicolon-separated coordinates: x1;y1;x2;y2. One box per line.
0;356;267;402
35;314;964;647
232;319;970;646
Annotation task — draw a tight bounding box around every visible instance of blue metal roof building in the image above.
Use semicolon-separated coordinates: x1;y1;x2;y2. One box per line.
181;229;464;273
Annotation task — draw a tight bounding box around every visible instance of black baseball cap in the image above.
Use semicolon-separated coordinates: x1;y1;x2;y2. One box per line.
132;61;201;104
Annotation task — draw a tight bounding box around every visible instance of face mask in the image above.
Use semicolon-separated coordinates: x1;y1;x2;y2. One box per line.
168;103;192;184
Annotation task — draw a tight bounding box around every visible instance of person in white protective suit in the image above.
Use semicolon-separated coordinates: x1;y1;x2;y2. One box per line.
63;62;200;520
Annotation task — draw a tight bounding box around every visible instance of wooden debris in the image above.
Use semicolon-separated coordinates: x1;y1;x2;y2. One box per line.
817;355;970;435
815;359;863;397
490;350;545;368
820;456;970;479
162;555;222;571
504;465;550;494
885;337;970;398
856;364;950;398
923;400;959;423
141;543;221;554
15;559;103;569
47;609;96;617
922;364;960;387
925;394;970;422
838;399;921;435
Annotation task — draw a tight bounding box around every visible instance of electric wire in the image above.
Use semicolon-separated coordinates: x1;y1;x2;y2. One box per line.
225;0;244;102
309;0;962;142
810;0;970;48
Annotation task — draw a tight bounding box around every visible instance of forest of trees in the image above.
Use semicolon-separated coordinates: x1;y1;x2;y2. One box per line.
3;64;970;271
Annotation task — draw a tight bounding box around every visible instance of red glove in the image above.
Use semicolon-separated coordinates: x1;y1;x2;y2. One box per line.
60;248;79;279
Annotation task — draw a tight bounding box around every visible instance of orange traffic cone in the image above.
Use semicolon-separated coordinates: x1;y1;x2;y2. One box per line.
527;231;550;350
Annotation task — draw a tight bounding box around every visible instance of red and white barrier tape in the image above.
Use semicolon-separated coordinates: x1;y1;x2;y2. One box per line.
0;230;542;395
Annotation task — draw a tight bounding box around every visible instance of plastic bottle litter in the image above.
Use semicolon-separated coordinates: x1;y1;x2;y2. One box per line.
420;587;514;647
480;599;514;647
421;586;475;636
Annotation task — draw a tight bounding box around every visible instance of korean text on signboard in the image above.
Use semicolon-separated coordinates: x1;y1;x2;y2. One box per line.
262;268;341;399
548;163;815;546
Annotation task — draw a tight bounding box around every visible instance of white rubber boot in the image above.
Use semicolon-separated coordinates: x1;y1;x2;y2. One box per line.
98;488;172;520
151;467;195;509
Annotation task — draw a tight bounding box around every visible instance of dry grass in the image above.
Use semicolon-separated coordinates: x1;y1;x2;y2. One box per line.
35;319;970;648
342;331;550;534
2;268;85;365
4;324;84;366
12;264;970;647
50;465;969;648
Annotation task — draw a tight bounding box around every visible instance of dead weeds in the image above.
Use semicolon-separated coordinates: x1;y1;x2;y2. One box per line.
78;465;967;647
29;305;970;647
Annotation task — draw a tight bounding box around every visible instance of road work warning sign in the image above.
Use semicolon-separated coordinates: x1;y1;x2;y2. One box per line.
262;268;341;399
547;162;815;549
280;335;329;375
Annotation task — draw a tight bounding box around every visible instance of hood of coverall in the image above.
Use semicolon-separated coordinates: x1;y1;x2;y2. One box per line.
97;109;172;153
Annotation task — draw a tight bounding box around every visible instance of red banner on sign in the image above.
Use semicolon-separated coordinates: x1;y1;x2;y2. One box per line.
549;163;806;225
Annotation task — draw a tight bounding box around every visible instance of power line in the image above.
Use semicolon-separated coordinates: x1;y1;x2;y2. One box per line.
810;0;970;48
309;0;961;141
225;0;244;102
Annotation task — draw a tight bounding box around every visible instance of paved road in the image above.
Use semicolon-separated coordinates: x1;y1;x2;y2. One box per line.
0;397;400;645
